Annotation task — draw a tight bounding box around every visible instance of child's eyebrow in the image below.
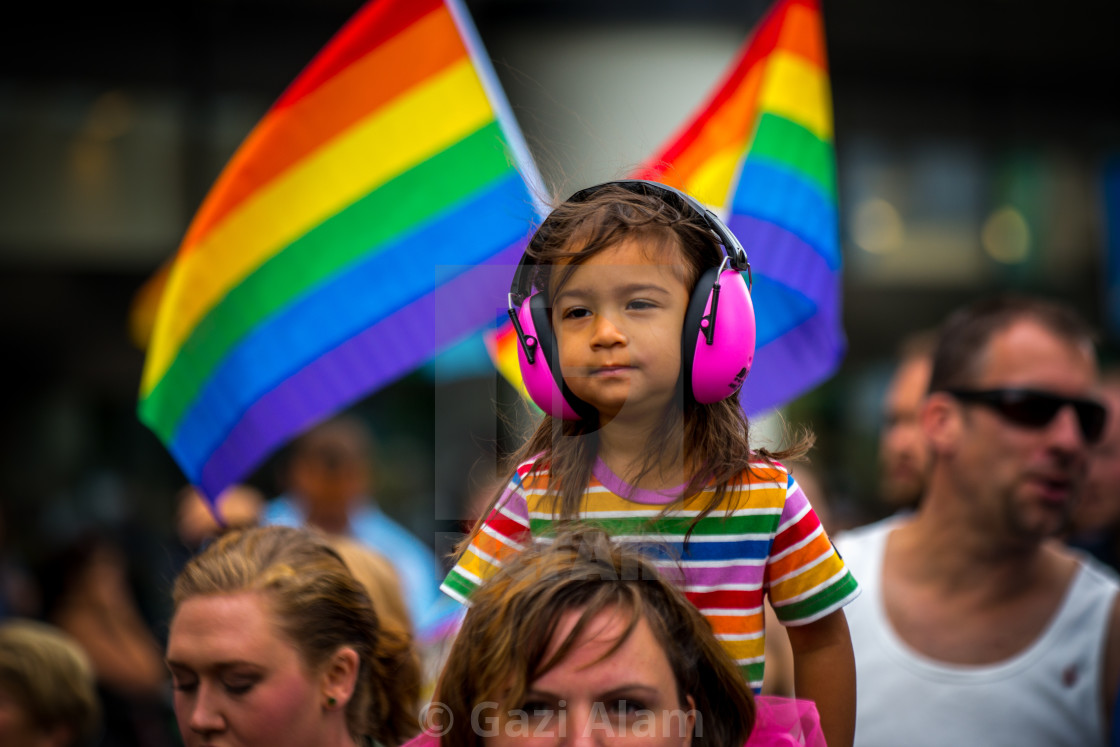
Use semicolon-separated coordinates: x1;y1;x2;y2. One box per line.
554;283;673;303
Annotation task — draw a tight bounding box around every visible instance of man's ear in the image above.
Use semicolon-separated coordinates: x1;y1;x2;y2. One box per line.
322;646;361;709
922;391;960;454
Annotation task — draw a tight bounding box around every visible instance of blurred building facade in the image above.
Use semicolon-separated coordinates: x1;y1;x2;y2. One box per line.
0;0;1117;577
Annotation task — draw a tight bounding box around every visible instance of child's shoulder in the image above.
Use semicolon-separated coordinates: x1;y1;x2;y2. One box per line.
734;454;792;486
512;454;552;484
702;458;791;508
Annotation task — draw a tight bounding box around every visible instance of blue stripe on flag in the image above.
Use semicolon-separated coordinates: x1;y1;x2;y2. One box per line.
172;172;534;470
732;160;839;269
194;239;528;494
752;275;817;347
741;306;846;416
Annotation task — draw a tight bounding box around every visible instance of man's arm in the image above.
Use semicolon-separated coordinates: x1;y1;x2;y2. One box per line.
786;608;857;747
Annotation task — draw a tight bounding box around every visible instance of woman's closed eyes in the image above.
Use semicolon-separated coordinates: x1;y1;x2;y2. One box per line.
168;665;262;697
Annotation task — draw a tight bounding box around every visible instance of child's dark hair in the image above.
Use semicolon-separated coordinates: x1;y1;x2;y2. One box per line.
463;183;812;551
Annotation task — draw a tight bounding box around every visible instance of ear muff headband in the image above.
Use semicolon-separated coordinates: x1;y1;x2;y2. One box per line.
682;260;756;404
507;180;755;419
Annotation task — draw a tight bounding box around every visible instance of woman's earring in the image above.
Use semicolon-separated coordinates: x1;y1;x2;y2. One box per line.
327;695;338;708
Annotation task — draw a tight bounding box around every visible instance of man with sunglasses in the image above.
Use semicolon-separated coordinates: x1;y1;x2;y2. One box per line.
835;295;1120;747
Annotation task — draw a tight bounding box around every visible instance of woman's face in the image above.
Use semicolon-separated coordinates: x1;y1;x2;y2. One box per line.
484;607;694;747
0;684;59;747
166;591;331;747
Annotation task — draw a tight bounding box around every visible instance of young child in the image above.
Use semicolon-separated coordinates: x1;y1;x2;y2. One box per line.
442;180;859;747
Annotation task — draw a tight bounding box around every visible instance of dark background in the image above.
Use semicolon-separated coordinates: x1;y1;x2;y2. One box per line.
1;0;1118;624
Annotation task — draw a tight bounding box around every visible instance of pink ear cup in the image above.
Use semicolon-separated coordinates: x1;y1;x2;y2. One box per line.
515;296;585;420
690;269;755;404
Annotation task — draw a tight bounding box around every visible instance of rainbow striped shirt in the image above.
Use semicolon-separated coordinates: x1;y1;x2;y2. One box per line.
441;456;859;692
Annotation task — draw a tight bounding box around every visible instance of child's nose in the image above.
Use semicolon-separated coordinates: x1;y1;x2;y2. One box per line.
590;313;626;347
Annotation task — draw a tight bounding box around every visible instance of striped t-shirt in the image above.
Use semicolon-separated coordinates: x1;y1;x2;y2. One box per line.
441;456;860;692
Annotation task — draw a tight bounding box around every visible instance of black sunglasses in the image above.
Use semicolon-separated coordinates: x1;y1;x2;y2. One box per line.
943;388;1107;444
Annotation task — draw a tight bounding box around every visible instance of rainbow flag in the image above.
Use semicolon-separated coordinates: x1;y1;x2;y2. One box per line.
139;0;544;500
639;0;842;414
489;0;842;416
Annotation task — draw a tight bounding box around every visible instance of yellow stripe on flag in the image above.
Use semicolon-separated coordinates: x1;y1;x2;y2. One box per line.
143;59;495;395
683;146;746;210
758;50;832;142
660;64;763;206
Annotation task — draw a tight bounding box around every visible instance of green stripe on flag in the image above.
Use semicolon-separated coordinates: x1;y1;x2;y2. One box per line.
141;121;514;442
746;112;835;200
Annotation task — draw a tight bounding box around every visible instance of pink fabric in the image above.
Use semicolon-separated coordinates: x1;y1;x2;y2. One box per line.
400;731;439;747
400;696;824;747
746;696;827;746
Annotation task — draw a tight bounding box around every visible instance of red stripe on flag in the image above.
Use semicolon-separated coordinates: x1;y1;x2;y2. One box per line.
179;5;467;254
275;0;445;110
637;0;818;181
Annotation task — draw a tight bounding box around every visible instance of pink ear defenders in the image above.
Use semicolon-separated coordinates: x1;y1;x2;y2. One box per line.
507;179;755;420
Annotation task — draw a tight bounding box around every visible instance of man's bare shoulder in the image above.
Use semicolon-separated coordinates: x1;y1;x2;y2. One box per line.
1105;587;1120;724
1046;539;1120;588
1056;542;1120;726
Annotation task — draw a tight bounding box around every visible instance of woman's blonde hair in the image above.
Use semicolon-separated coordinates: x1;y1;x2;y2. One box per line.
172;525;420;746
328;536;423;701
435;528;755;747
0;619;100;746
329;536;413;637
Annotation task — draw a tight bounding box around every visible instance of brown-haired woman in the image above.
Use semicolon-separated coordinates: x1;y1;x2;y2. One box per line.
426;528;823;747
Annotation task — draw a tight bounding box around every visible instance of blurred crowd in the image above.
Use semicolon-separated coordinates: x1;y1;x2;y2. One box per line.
1;292;1119;747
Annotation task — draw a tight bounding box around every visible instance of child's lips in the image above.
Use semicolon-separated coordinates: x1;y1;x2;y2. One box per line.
591;364;633;377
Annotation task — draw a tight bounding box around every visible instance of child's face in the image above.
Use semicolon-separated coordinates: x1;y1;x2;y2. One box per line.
551;239;690;422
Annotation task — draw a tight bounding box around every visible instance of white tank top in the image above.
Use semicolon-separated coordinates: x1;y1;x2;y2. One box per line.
835;518;1118;747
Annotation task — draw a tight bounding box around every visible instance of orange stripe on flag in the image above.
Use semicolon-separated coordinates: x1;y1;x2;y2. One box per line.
663;65;764;198
776;2;827;69
180;5;467;255
275;0;443;110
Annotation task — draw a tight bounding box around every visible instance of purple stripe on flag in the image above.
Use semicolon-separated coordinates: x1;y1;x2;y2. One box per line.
194;240;527;497
725;209;844;414
733;160;839;270
740;303;845;416
729;214;835;301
